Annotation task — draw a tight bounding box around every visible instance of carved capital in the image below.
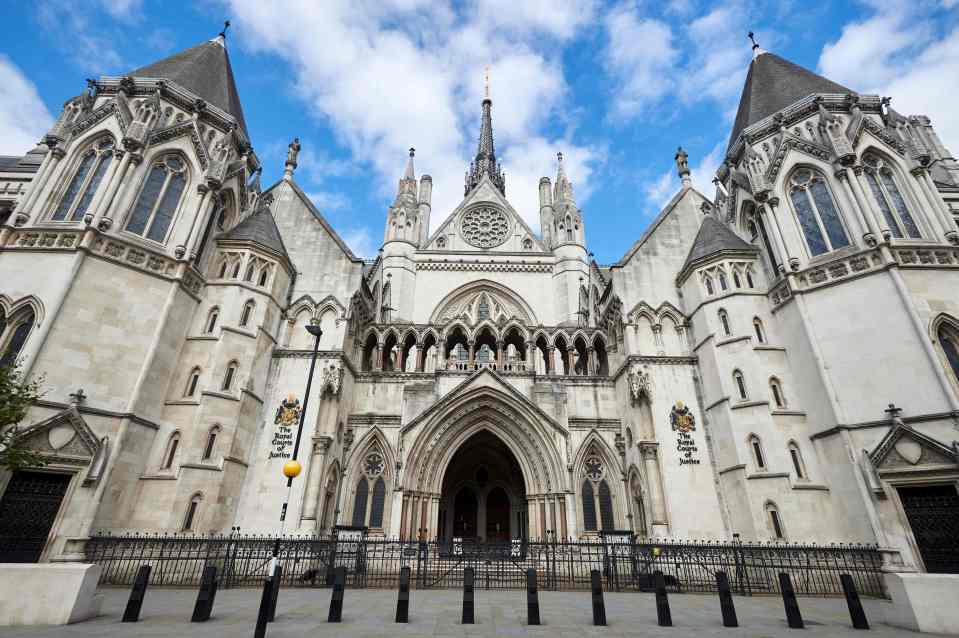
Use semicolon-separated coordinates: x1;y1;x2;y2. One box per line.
863;232;878;248
13;212;29;227
945;230;959;246
197;183;211;195
314;435;333;454
97;217;113;232
174;245;186;259
638;441;659;461
789;257;800;272
50;147;67;160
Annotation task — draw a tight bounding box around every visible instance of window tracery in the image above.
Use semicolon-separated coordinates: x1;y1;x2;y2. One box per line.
461;205;510;248
863;153;922;239
788;168;849;256
126;154;187;243
52;137;114;222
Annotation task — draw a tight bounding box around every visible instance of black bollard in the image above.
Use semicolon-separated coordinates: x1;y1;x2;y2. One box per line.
654;570;672;627
526;568;541;626
462;567;475;624
122;564;151;622
253;576;272;638
840;574;869;630
267;564;283;622
715;571;739;628
779;573;804;629
191;565;218;622
590;569;607;626
395;566;411;623
328;566;346;622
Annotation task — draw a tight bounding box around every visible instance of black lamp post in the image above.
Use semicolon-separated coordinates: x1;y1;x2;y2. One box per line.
279;319;323;527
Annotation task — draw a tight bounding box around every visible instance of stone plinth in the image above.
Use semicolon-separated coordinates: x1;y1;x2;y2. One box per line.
883;572;959;635
0;563;102;625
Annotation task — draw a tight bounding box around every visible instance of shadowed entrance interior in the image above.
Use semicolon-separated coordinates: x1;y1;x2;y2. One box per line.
438;430;527;541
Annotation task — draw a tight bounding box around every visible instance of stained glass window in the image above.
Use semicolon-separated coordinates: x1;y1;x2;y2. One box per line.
52;152;95;220
0;309;34;368
789;168;849;256
369;477;386;528
939;323;959;381
598;480;614;531
864;154;922;239
126;154;188;242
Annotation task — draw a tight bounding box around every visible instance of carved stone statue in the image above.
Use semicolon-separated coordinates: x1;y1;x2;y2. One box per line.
321;360;342;396
286;137;301;167
628;366;652;403
675;146;689;174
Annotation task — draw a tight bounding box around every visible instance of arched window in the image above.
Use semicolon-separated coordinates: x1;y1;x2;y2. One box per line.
733;370;748;400
182;493;202;531
788;167;850;256
581;453;613;532
202;426;220;460
769;377;786;408
258;267;270;287
244;261;256;282
217;258;228;279
381;283;391;323
222;361;238;391
788;441;806;479
231;260;241;278
52;137;114;221
581;479;598;531
733;270;742;288
863;153;922;239
718;309;731;337
704;276;714;295
185;367;201;397
745;269;755;288
749;434;765;470
126;154;188;242
352;449;387;528
938;320;959;382
162;432;180;469
766;502;785;539
205;307;219;334
753;317;765;343
0;308;36;368
240;300;255;328
718;271;728;291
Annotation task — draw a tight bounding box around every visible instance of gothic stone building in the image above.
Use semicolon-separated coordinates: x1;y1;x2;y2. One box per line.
1;34;958;573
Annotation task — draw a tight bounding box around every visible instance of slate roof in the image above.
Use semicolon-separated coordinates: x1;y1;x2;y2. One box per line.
0;145;47;174
679;216;758;278
219;208;289;258
128;38;247;134
727;52;852;151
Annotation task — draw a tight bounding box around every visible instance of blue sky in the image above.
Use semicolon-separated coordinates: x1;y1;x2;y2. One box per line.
1;1;957;263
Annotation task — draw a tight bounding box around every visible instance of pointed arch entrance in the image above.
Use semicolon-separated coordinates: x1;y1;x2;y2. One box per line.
399;375;568;540
439;430;527;541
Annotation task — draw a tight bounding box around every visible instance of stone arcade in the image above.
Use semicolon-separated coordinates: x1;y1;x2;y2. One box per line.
0;31;958;580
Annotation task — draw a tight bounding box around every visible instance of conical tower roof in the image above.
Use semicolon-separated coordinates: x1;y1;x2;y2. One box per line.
680;216;758;276
727;51;852;151
128;36;247;134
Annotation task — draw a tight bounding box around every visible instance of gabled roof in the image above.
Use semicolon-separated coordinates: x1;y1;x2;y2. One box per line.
728;51;852;151
262;178;362;262
219;208;289;259
614;186;709;267
128;37;247;134
678;215;758;282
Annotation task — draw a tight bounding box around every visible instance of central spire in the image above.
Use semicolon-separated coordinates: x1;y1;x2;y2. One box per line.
464;71;506;196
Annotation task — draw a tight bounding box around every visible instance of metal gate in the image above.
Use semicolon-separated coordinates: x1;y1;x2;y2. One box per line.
0;471;72;562
898;484;959;574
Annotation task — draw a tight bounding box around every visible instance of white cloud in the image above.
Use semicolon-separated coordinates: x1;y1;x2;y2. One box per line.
341;226;377;259
818;3;959;152
643;142;723;211
307;191;351;213
226;0;602;238
0;56;54;155
602;6;676;118
99;0;143;21
36;1;125;73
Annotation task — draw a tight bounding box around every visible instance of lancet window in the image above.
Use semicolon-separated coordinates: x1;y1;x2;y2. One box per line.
52;137;114;221
863;153;922;239
351;447;387;529
126;154;188;243
581;452;614;532
788;167;849;256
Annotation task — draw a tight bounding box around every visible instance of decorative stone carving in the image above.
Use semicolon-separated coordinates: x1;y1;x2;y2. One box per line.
460;205;510;249
669;401;696;433
321;360;343;396
628;367;652;404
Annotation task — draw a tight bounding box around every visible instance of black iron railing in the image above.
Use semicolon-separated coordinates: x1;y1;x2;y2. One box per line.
84;533;887;597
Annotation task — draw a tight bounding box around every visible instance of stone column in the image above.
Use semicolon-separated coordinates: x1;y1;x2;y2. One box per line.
14;146;55;215
467;341;475;369
182;184;215;259
101;152;143;230
524;340;533;372
374;344;383;371
18;147;65;224
639;442;668;534
399;494;410;540
915;168;959;242
83;148;123;225
852;166;893;240
496;340;504;369
416;344;425;372
836;167;880;246
762;198;795;272
587;347;596;375
408;494;419;539
300;435;333;523
547;346;555;375
526;496;539;539
558;497;568;539
567;348;575;376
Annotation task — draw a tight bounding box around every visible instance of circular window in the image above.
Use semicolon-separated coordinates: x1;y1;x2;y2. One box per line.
461;205;510;249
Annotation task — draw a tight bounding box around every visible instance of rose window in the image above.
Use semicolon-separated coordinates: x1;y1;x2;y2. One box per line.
461;206;510;248
364;451;385;478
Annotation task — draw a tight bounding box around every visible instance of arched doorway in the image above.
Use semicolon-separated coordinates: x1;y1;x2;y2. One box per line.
439;431;527;541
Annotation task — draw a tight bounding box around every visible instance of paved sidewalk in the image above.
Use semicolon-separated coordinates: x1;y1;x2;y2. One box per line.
2;587;951;637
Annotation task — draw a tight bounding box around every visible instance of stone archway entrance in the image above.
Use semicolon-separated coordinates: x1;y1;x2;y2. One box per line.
438;430;527;541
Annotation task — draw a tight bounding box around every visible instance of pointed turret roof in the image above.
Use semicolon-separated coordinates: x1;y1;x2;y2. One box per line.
727;51;852;151
465;97;505;196
128;35;247;134
679;216;758;280
219;208;289;258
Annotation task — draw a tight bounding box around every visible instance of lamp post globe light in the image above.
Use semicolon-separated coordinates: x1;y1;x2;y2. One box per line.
278;318;323;529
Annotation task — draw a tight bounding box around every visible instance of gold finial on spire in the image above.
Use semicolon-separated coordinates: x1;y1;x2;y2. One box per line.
484;65;490;100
